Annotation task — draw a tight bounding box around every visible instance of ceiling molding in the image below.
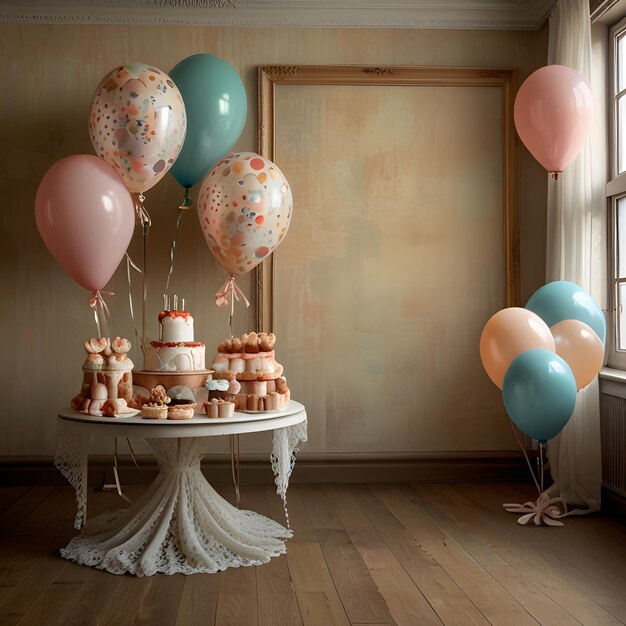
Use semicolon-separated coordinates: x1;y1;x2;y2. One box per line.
0;0;556;30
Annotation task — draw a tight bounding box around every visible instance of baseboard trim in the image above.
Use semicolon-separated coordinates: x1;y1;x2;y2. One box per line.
1;455;532;487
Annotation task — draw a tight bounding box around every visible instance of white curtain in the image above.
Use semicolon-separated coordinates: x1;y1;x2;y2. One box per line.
545;0;604;512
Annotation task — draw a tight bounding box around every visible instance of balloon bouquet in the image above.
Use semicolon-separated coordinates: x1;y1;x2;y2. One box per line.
34;54;292;343
35;62;186;339
168;54;292;323
480;281;605;525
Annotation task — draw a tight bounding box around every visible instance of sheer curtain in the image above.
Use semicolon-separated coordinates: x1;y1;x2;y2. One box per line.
545;0;604;512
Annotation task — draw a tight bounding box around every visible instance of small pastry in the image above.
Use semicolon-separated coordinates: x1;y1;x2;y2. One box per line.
168;385;195;404
246;357;262;373
235;394;248;411
167;402;196;420
265;392;279;411
249;380;267;396
218;401;235;418
228;379;241;395
266;379;276;393
141;404;168;419
247;395;259;411
71;395;84;411
231;337;243;353
257;397;265;412
203;399;219;419
230;357;245;373
245;332;260;353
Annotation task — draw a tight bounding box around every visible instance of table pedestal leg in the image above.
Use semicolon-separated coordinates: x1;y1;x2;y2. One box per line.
60;437;291;576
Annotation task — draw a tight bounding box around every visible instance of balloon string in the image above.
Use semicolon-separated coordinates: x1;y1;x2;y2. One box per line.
132;192;150;348
509;420;542;495
142;219;149;349
230;288;235;338
125;253;143;361
165;208;185;295
88;290;113;339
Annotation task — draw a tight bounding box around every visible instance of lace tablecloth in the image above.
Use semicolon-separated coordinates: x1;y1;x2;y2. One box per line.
54;408;307;576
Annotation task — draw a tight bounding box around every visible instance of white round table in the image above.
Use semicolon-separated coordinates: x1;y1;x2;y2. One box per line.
55;401;307;576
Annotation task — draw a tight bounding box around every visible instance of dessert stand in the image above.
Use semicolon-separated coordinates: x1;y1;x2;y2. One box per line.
131;369;213;391
55;400;307;576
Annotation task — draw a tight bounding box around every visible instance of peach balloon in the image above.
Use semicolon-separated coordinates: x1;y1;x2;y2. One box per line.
551;320;604;390
480;308;555;389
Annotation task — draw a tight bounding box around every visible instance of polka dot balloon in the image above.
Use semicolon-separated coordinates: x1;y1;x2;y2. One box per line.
198;152;293;276
89;62;186;194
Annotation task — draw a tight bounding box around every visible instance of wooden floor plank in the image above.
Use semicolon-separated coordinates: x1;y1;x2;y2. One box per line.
18;489;121;626
354;485;489;626
468;482;626;623
0;487;55;536
298;484;344;530
175;574;219;626
324;485;442;626
0;488;75;570
300;484;395;625
406;483;581;626
0;487;30;514
371;484;537;626
286;541;351;626
215;566;258;626
317;528;397;625
238;485;303;626
433;483;623;626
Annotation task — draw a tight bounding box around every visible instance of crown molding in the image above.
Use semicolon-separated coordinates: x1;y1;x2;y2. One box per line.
0;0;556;30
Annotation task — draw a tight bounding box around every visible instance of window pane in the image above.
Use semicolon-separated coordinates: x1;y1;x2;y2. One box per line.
618;197;626;277
619;33;626;93
619;283;626;350
618;96;626;174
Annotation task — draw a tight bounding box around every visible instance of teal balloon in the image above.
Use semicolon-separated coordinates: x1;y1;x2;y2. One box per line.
526;280;605;345
169;54;247;188
502;349;577;442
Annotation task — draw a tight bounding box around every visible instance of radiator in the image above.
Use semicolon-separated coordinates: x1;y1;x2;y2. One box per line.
600;393;626;496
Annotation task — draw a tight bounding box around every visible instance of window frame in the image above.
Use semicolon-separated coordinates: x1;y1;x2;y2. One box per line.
608;16;626;369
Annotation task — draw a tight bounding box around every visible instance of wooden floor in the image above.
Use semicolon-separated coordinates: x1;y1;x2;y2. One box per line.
0;483;624;626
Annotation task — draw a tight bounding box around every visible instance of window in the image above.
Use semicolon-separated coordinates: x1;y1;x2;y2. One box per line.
607;16;626;368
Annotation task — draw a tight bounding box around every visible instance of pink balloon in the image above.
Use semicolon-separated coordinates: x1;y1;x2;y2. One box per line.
514;65;592;176
551;319;604;390
198;152;293;276
35;155;135;292
480;307;555;390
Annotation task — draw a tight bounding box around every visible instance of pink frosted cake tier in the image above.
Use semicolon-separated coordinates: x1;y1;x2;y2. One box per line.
210;332;283;381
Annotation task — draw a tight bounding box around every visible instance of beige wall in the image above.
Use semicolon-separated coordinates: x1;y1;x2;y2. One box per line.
0;23;548;458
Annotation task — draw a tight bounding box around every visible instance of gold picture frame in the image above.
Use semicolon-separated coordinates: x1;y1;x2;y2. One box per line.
255;64;520;332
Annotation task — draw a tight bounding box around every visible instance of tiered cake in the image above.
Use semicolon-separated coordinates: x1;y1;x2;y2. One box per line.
71;337;136;416
143;310;205;372
209;332;290;412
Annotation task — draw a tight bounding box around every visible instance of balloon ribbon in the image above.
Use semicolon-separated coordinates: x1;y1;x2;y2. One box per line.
88;290;114;338
216;275;250;308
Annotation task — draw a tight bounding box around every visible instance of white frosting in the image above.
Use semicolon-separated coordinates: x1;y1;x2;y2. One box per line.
143;344;205;372
161;314;194;343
